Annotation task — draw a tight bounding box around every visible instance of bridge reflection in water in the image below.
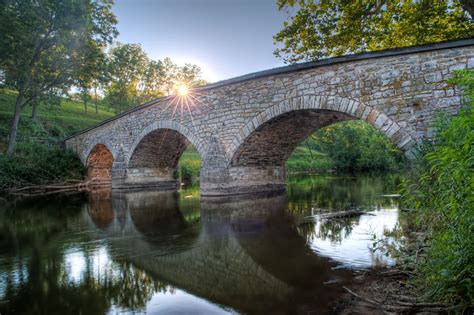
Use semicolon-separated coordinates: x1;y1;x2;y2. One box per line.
0;175;400;314
85;188;353;314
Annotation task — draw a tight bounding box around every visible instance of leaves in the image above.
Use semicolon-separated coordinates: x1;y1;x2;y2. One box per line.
309;120;405;171
399;70;474;305
103;43;207;113
0;0;118;154
274;0;474;63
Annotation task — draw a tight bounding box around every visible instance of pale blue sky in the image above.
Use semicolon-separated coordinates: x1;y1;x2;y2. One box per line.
112;0;289;82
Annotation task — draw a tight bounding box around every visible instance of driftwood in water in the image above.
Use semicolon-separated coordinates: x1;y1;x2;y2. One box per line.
299;210;374;224
320;210;374;220
6;178;110;196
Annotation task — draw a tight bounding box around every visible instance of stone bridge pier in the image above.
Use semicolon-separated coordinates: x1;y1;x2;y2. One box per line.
65;40;474;195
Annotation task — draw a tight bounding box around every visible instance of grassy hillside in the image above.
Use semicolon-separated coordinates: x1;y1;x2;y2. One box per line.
0;89;115;148
0;89;116;189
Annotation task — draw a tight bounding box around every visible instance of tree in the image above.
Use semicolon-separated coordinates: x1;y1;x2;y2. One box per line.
177;63;207;89
160;57;179;96
158;58;206;96
274;0;474;63
141;59;166;102
105;43;148;113
310;121;404;171
76;41;108;113
103;45;207;111
0;0;117;155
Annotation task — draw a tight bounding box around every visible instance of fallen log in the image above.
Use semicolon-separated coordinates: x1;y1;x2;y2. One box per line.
6;178;111;196
300;210;374;224
320;210;375;220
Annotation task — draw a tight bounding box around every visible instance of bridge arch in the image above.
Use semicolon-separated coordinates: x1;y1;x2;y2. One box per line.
126;120;206;164
119;120;204;189
227;95;414;164
85;143;115;184
224;95;415;194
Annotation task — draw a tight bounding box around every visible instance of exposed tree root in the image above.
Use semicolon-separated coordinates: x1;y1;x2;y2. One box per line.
340;269;464;315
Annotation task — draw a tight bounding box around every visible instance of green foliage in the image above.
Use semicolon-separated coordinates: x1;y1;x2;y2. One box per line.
286;146;334;172
105;43;149;113
399;70;474;305
310;120;405;171
274;0;473;63
103;44;207;113
0;0;118;154
178;146;201;181
0;142;85;189
0;88;113;188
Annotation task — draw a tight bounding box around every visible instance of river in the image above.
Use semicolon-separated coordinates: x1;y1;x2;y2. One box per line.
0;173;403;314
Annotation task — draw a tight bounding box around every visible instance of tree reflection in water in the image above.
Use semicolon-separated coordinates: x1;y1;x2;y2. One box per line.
0;174;402;314
298;216;359;243
0;193;173;314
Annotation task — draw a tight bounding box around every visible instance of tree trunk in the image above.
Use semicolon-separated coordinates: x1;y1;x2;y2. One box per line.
94;87;98;113
84;99;87;113
7;92;25;156
306;142;314;160
31;102;38;121
460;0;474;18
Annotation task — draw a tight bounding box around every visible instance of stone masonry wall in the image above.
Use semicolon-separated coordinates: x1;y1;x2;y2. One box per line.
65;40;474;195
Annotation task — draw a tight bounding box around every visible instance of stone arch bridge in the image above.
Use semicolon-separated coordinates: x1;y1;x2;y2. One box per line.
65;39;474;196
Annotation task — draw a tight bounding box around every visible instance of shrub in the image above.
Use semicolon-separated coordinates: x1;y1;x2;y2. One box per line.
310;120;405;171
399;70;474;306
0;142;85;190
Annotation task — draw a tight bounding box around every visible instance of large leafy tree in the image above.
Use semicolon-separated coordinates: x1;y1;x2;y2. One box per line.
0;0;117;155
105;43;148;113
274;0;474;63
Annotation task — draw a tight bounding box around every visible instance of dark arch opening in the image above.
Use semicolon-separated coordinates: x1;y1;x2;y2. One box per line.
86;144;114;184
228;108;403;193
231;109;353;167
125;128;201;188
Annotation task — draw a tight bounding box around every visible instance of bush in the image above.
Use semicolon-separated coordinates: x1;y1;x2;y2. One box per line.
178;146;201;181
399;70;474;306
179;159;200;180
310;120;405;171
0;142;85;190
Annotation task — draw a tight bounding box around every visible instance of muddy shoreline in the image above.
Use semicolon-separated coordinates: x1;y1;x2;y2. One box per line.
332;267;466;314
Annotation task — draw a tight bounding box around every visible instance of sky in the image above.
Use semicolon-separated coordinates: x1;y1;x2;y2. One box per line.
112;0;290;83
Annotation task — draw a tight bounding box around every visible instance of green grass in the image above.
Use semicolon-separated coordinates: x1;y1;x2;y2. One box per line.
286;146;334;172
0;89;116;188
0;89;115;147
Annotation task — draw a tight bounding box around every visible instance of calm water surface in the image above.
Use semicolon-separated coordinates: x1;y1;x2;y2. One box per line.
0;174;402;314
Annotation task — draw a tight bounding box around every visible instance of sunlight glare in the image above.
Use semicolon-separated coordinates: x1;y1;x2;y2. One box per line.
177;84;189;96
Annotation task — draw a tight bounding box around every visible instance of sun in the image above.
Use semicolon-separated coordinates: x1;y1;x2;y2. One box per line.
176;84;189;97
